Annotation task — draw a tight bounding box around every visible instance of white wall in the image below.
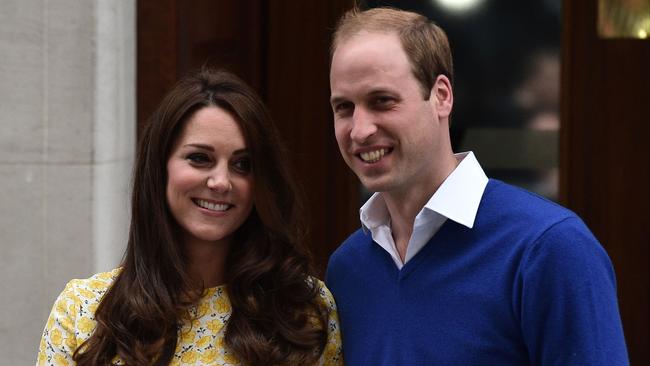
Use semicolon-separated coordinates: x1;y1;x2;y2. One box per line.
0;0;135;363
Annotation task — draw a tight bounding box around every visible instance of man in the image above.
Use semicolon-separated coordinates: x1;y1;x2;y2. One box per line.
325;7;628;365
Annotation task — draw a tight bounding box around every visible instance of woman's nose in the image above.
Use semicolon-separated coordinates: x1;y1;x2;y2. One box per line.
206;166;232;193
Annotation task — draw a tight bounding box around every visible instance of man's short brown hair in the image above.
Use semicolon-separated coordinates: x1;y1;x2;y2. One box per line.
331;7;454;100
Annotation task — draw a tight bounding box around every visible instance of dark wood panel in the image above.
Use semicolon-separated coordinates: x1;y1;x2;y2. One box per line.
137;0;179;134
265;0;358;276
561;0;650;363
138;0;264;134
177;0;263;91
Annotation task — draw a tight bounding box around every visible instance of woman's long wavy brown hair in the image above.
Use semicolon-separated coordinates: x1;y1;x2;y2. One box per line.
73;69;328;365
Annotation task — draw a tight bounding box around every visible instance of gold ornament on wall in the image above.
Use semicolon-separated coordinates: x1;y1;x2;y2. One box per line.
599;0;650;39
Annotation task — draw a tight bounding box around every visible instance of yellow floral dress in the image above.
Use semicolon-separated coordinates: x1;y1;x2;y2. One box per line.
37;269;343;365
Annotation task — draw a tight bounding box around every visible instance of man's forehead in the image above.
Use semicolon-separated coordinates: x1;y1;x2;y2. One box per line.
333;31;402;57
331;32;409;77
331;43;412;87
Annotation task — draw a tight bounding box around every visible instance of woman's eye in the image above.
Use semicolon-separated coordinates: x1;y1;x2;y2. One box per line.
186;153;211;165
232;157;251;173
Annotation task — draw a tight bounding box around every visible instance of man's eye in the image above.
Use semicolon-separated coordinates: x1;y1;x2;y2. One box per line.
232;157;251;173
373;96;394;107
187;153;211;165
334;102;354;115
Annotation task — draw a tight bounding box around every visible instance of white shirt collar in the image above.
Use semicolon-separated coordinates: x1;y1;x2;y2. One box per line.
361;151;487;229
423;151;488;228
359;152;488;267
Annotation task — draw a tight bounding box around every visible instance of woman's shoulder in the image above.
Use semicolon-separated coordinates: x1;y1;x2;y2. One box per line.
60;268;122;302
308;276;337;311
308;277;344;364
38;269;123;362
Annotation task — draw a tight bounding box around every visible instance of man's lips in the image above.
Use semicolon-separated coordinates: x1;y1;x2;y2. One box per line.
354;147;393;163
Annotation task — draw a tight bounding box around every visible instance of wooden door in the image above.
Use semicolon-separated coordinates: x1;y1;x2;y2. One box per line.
561;1;650;363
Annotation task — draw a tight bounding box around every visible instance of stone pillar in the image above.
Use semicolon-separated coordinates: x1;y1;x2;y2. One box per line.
0;0;135;363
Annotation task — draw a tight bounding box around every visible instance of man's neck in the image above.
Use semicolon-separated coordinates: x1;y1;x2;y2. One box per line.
383;154;460;261
384;186;433;262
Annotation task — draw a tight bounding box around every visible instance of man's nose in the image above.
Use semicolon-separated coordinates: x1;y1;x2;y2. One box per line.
349;108;377;143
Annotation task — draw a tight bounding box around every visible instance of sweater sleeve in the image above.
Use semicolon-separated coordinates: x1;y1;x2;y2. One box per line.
517;217;628;365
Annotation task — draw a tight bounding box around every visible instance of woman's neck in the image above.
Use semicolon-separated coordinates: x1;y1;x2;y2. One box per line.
183;237;231;288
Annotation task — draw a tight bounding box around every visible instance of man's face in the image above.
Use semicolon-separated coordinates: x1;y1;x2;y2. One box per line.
330;31;453;197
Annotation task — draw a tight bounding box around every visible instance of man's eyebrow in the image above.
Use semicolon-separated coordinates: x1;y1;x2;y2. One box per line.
330;95;347;105
367;88;394;96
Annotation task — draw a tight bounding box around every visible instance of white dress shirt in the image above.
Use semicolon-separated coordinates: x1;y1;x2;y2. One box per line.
359;152;489;269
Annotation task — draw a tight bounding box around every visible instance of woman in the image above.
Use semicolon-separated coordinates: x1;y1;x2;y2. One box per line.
37;69;342;365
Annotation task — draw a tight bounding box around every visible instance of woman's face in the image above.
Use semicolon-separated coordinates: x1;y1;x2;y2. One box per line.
166;106;254;247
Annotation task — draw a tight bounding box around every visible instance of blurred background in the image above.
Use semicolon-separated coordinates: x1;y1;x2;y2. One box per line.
1;0;648;364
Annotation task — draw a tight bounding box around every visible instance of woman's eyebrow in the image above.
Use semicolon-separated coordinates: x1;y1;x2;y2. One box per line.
183;143;214;151
183;144;249;156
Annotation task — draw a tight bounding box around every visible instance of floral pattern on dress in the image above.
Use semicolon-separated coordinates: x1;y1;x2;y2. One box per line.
37;269;343;365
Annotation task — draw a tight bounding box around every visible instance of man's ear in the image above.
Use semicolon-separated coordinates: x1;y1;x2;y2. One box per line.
429;75;453;119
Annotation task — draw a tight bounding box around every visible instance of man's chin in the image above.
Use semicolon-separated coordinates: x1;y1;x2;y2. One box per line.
357;175;393;194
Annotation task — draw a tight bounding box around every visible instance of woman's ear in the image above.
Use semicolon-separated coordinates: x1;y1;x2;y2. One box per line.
430;75;453;119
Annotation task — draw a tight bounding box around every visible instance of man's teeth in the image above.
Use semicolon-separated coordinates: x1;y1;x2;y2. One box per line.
360;149;387;163
195;199;230;212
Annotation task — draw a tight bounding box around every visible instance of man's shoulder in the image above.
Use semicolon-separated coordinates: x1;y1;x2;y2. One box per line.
329;228;372;262
484;179;578;223
326;228;375;283
483;179;602;253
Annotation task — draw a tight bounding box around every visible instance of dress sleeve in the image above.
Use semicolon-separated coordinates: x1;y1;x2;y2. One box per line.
37;281;82;366
316;281;344;366
517;218;628;365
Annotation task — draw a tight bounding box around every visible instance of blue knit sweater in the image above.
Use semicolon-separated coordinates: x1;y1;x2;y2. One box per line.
326;180;628;365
